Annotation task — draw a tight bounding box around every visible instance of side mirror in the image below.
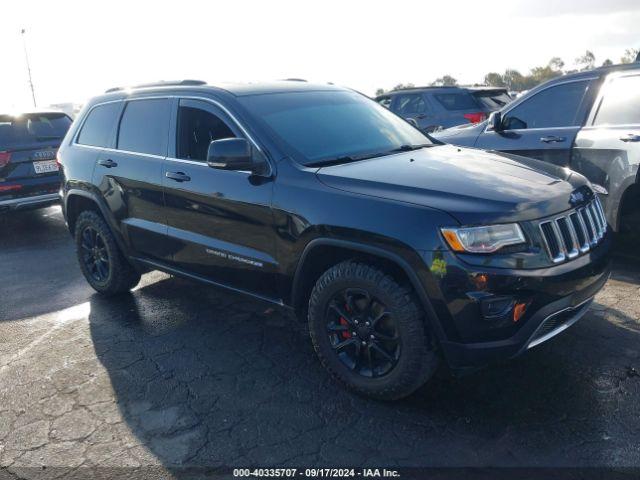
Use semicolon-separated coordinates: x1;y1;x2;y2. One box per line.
207;138;256;172
487;111;503;132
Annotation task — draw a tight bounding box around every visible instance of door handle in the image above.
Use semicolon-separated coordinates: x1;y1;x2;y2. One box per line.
97;158;117;168
540;136;566;143
165;171;191;182
619;133;640;142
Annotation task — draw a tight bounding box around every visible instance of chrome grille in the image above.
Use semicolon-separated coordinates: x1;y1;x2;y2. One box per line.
539;196;607;264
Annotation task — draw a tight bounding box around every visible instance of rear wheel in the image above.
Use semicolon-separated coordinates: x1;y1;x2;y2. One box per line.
308;261;439;400
74;210;141;295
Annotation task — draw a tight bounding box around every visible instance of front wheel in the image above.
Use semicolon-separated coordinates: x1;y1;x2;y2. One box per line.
74;210;141;295
308;261;439;400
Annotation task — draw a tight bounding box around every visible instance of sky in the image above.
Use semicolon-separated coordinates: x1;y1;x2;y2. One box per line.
1;0;639;110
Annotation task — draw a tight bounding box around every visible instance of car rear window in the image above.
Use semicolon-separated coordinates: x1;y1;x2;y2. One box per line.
77;102;122;148
433;92;480;111
0;113;72;148
472;91;512;110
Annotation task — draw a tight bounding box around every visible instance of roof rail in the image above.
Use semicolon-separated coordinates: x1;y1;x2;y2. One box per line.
105;79;207;93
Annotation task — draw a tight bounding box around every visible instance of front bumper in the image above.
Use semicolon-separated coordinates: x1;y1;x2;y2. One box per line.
425;233;612;370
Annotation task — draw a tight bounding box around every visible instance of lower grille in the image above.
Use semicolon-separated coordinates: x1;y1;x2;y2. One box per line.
527;299;592;349
538;197;607;264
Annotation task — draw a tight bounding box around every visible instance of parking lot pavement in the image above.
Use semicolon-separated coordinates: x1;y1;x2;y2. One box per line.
0;207;639;477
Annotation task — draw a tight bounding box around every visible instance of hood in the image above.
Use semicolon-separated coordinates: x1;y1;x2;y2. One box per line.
316;144;589;225
431;122;484;144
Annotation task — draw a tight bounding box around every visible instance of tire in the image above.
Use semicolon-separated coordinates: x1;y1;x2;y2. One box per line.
74;210;141;295
308;261;439;400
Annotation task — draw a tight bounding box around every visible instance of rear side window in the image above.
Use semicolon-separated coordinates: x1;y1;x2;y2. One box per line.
117;99;170;156
77;103;121;147
433;92;479;111
502;81;588;130
593;75;640;126
0;113;71;148
395;94;428;114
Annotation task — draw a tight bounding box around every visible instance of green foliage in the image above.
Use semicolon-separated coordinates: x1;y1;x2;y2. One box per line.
621;48;639;64
431;75;458;86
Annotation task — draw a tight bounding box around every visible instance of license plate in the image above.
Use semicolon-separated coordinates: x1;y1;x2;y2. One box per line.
33;160;59;174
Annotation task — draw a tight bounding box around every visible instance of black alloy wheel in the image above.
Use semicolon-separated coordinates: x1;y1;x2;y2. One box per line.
80;226;110;283
326;288;400;378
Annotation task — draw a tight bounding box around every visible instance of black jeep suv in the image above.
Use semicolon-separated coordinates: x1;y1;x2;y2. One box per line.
59;80;611;400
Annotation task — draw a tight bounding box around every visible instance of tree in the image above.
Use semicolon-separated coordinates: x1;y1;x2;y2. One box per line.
431;75;457;86
529;65;562;85
575;50;595;71
483;72;505;87
621;48;639;64
548;57;565;72
391;83;415;91
375;88;386;96
602;59;613;67
502;69;527;91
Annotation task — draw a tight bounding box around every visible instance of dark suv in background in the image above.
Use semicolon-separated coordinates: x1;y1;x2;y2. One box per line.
375;86;511;132
0;111;72;212
59;80;610;400
433;63;640;236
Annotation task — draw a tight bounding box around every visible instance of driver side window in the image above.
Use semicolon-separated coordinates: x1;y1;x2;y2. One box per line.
502;80;589;130
176;101;237;161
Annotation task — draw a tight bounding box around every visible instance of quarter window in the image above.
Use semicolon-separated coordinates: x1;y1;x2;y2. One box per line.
77;103;121;148
593;75;640;126
176;103;236;161
502;81;589;130
117;99;170;156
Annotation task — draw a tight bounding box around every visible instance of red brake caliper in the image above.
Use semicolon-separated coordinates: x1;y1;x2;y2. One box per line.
340;302;352;339
339;317;351;339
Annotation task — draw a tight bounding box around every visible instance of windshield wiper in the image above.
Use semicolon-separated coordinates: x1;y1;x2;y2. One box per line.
386;143;431;153
37;135;62;141
307;144;433;168
307;154;377;168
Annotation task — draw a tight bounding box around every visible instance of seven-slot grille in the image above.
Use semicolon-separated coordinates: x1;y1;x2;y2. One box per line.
538;196;607;263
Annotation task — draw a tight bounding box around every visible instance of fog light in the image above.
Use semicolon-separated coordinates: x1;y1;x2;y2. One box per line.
480;296;515;320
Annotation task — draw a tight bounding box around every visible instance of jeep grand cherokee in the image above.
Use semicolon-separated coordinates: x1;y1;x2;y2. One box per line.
58;80;611;400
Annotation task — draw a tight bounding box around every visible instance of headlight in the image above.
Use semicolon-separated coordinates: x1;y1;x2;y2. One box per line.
441;223;526;253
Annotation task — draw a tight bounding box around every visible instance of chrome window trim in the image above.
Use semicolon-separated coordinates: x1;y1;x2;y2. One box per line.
73;94;272;175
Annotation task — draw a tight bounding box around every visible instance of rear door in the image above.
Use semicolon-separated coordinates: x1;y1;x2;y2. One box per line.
0;113;72;200
572;71;640;229
162;98;277;299
391;93;436;131
475;79;593;167
91;97;171;260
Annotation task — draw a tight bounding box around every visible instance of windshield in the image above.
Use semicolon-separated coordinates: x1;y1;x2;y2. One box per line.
0;113;72;148
238;90;431;166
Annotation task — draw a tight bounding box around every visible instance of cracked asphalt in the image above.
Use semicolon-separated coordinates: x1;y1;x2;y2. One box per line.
0;206;639;479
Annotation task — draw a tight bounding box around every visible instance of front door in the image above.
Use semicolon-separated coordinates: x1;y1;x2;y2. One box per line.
162;98;278;299
475;79;592;168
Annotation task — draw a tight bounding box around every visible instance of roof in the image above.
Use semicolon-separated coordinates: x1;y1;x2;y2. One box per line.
380;86;464;96
102;79;343;98
546;62;640;84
